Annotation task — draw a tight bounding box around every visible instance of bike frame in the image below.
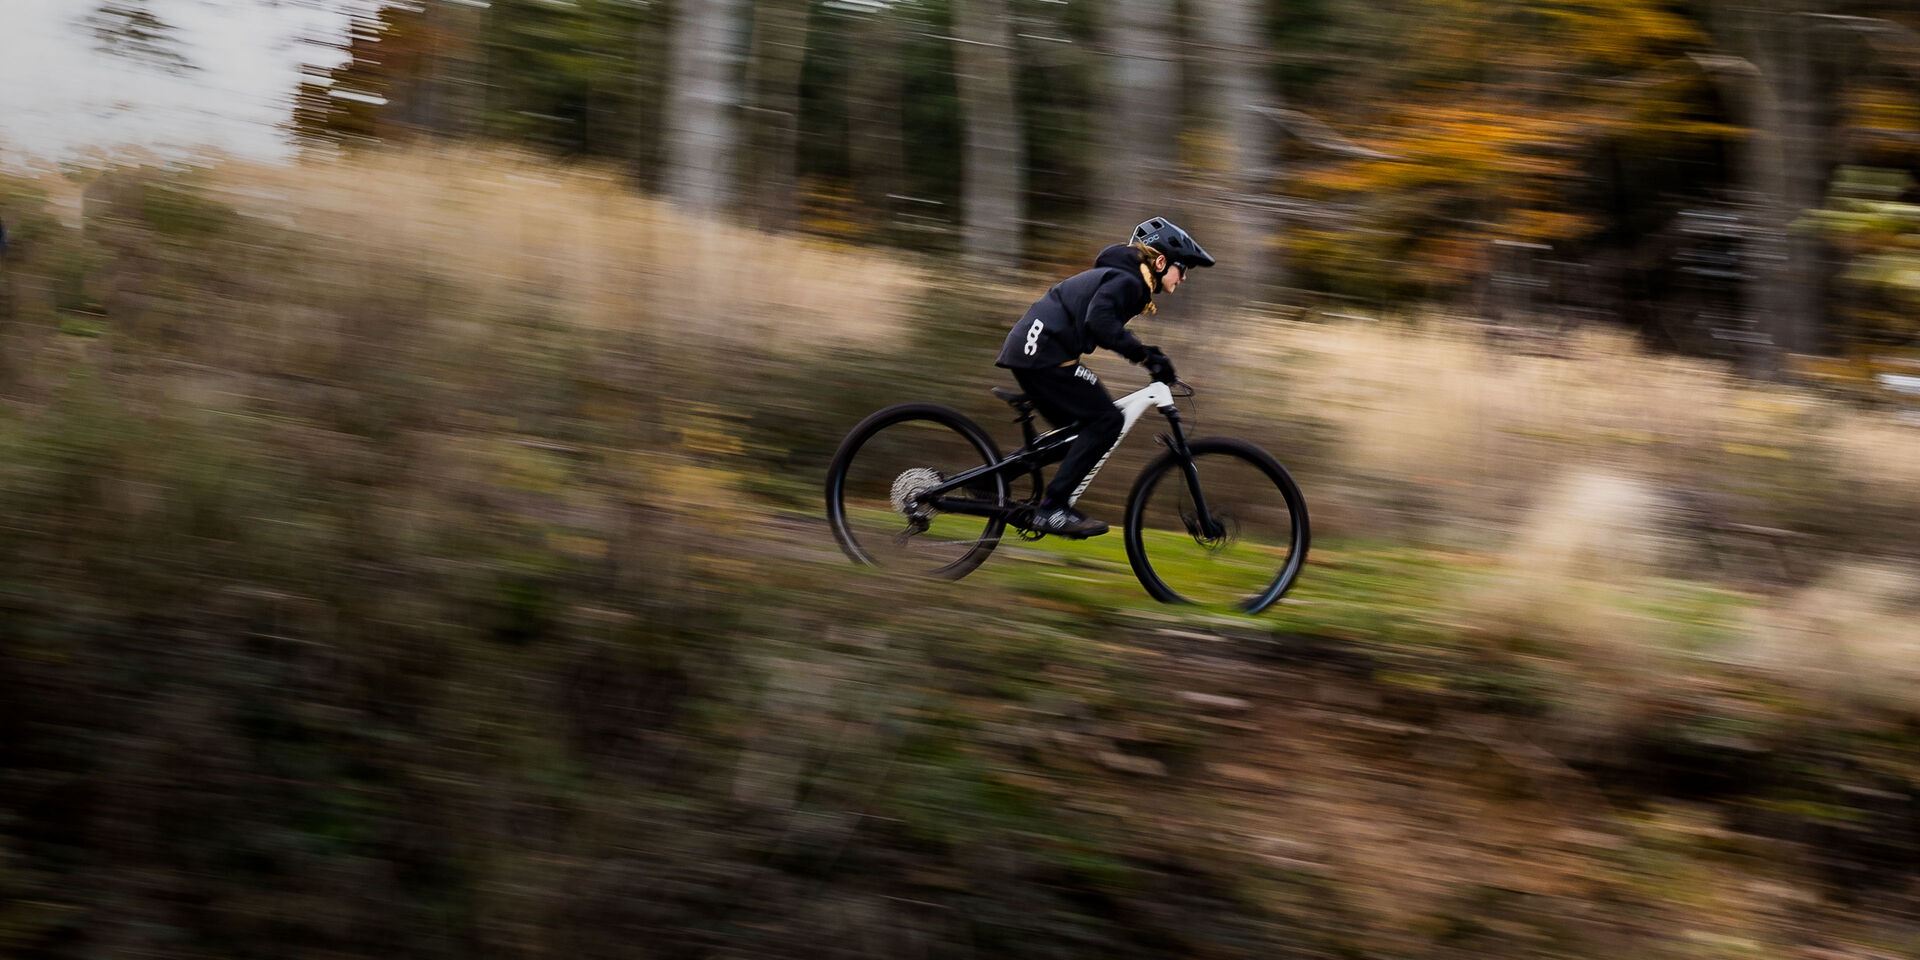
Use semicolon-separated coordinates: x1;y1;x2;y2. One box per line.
916;381;1225;538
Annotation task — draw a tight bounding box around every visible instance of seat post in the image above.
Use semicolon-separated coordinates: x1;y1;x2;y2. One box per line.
992;387;1040;446
1017;411;1038;447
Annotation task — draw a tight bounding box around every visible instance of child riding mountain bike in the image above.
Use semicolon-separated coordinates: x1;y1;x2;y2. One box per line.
994;216;1215;539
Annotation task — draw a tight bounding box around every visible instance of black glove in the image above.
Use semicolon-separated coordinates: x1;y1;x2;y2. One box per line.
1141;345;1177;384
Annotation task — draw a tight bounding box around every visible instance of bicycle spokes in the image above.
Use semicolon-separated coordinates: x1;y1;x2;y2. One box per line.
1125;439;1309;613
827;405;1009;580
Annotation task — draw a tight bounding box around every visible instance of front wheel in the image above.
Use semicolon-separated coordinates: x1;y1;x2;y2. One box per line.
825;403;1009;580
1124;438;1309;613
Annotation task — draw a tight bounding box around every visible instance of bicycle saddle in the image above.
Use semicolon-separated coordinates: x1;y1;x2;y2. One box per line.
991;387;1034;413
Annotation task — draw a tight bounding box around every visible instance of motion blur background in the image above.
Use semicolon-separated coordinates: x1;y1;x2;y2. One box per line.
3;1;1919;957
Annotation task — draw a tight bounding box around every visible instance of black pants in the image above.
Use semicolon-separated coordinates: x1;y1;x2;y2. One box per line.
1012;364;1124;507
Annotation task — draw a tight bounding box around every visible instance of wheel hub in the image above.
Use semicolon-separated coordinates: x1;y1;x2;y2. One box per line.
1184;510;1239;551
890;467;944;520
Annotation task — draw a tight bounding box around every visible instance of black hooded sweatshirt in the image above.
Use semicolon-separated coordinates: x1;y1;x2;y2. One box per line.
995;244;1153;369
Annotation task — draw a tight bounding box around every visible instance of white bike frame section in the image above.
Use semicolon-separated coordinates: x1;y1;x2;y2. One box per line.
1066;381;1176;506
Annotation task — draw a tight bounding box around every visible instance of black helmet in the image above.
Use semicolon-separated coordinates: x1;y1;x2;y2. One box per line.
1131;217;1215;269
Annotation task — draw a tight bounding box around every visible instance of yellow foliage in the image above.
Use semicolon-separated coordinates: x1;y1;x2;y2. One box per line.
1536;0;1705;67
1509;209;1591;244
1850;87;1920;134
1286;0;1717;297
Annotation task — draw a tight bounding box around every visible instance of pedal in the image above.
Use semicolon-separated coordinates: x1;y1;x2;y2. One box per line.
1008;504;1036;531
1008;505;1048;540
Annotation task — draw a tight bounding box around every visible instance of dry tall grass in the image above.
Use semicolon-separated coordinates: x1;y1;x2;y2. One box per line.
210;148;924;353
1233;320;1742;481
1742;563;1920;719
1211;316;1920;543
1827;414;1920;501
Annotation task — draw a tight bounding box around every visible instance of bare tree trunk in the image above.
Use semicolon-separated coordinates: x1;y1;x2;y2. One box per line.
665;0;745;214
954;0;1026;268
743;0;811;231
847;9;907;241
1705;1;1842;372
1195;0;1277;304
1770;14;1842;359
1100;0;1180;230
420;0;486;139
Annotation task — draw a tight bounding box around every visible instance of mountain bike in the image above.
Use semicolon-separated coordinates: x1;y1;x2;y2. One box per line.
824;378;1309;614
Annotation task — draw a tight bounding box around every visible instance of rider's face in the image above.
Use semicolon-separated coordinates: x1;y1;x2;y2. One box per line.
1160;260;1186;293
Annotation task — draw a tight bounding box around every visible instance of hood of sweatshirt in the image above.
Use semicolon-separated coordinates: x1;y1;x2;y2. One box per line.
1092;242;1145;274
1091;242;1158;310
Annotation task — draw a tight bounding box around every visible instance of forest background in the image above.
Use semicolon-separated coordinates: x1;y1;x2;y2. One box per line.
280;0;1920;373
3;1;1920;958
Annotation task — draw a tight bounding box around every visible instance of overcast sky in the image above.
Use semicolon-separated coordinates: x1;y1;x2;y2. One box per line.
0;0;364;166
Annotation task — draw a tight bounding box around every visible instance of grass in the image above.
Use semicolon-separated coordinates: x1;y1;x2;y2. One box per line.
839;503;1305;613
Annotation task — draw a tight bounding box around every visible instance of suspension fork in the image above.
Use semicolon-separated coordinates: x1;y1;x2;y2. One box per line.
1158;405;1226;540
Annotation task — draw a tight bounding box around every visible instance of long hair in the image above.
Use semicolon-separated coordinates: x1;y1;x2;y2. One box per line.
1127;238;1166;301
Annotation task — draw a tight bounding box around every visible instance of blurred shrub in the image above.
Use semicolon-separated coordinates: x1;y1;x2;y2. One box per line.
1462;470;1705;735
1808;167;1920;346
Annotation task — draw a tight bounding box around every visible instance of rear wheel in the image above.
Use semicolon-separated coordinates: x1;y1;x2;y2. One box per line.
1123;438;1308;613
825;403;1008;580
